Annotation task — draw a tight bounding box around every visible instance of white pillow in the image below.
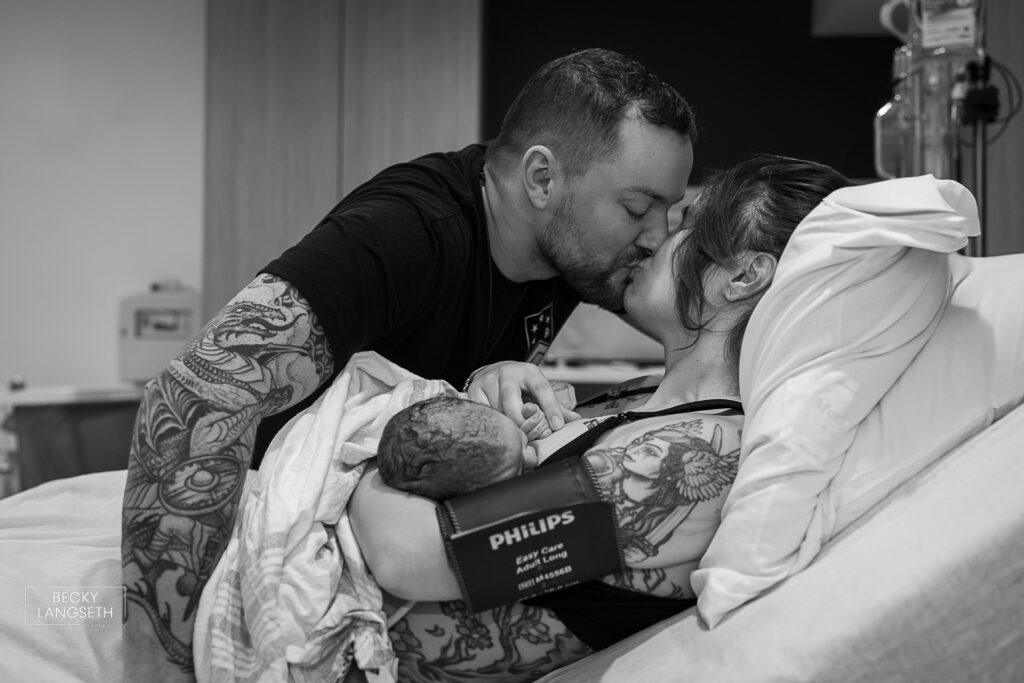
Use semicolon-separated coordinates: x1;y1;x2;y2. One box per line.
826;252;1024;531
692;175;981;627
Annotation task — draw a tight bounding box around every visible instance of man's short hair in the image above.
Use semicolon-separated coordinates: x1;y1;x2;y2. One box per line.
486;48;697;178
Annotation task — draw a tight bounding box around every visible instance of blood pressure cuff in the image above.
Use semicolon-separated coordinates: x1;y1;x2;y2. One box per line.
436;457;625;613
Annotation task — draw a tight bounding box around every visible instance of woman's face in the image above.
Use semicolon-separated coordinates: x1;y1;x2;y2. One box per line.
623;228;688;342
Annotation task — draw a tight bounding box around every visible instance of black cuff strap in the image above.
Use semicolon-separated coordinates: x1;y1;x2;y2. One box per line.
436;457;624;613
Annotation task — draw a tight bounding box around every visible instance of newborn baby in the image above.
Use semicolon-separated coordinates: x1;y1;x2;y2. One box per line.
376;395;539;500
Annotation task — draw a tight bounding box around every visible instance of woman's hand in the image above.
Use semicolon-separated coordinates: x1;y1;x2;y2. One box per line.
465;362;581;440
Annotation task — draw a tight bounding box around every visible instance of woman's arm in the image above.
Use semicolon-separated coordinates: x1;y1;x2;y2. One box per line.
348;466;462;601
350;411;742;603
585;413;743;570
350;412;602;600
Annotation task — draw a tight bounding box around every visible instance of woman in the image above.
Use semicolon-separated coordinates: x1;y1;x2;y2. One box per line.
349;154;851;681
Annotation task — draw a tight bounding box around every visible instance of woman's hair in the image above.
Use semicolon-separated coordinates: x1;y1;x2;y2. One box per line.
377;396;515;500
486;48;697;178
673;154;852;367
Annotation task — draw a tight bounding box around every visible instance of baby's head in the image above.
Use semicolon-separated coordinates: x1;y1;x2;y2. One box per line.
377;395;537;500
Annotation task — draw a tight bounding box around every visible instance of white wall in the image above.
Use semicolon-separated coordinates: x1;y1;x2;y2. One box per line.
0;0;205;389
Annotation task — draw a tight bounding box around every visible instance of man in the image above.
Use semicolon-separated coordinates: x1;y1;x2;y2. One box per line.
121;47;695;679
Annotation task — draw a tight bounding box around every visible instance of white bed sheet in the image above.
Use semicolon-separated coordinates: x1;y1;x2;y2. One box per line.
539;401;1024;683
0;470;125;683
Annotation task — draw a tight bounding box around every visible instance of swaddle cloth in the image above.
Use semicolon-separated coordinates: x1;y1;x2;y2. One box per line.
194;351;455;682
692;175;980;627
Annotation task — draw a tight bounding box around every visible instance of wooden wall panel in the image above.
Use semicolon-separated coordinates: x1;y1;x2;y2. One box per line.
203;0;341;319
984;0;1024;255
340;0;481;194
203;0;481;319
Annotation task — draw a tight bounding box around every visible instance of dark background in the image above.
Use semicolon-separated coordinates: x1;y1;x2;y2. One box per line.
482;1;901;182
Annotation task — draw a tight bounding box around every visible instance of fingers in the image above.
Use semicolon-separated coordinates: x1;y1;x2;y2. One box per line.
498;373;528;428
550;381;581;424
465;383;495;410
520;403;551;442
464;362;526;426
522;443;539;470
523;377;567;431
550;381;577;410
463;361;577;433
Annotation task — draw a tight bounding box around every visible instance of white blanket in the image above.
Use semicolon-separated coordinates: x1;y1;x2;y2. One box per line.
194;351;454;683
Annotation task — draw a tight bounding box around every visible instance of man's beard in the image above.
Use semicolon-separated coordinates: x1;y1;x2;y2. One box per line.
539;203;639;312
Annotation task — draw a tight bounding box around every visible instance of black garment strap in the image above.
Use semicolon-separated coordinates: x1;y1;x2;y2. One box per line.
576;384;657;408
542;398;744;468
521;580;696;651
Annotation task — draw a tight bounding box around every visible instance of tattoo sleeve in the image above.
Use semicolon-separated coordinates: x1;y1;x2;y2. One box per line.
120;274;334;678
390;600;592;683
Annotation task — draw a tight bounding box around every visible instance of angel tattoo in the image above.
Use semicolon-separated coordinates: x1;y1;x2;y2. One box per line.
588;418;740;565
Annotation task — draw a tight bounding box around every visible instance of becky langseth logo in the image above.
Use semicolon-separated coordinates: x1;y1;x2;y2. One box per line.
25;586;125;626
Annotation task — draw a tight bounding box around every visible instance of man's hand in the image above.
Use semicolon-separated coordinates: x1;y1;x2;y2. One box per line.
465;361;581;440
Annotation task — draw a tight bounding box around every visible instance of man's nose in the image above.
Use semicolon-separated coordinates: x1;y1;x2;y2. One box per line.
635;210;670;253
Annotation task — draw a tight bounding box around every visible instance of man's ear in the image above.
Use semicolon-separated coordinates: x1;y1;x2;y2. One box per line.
724;252;777;302
521;145;557;211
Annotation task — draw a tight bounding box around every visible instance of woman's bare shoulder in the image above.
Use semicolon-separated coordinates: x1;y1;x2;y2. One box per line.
583;409;743;585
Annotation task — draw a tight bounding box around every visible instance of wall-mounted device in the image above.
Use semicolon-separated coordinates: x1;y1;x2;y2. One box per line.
119;279;200;383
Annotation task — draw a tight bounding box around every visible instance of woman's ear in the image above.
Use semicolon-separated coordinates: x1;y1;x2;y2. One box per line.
723;252;777;302
521;145;558;210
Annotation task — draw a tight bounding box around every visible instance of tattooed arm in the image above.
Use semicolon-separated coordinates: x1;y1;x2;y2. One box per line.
120;274;335;681
583;413;742;597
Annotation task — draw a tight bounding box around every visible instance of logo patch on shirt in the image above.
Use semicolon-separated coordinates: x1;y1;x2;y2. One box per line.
524;303;554;364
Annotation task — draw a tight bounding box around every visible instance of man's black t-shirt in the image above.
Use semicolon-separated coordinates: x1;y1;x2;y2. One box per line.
255;143;580;462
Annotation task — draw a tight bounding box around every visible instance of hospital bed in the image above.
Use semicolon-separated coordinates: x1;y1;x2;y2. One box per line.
541;398;1024;682
2;178;1023;682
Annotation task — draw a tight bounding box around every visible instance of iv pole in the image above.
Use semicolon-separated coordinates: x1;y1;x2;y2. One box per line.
958;59;991;255
964;57;999;256
957;2;1000;257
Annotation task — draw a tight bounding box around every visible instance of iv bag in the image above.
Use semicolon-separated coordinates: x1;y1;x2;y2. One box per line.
875;0;985;179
